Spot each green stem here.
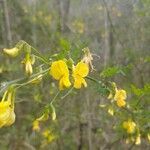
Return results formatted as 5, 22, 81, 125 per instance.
14, 68, 49, 90
34, 55, 49, 65
50, 91, 61, 105
86, 76, 101, 84
20, 40, 50, 65
61, 87, 74, 100
122, 107, 135, 121
135, 94, 144, 107
0, 77, 24, 94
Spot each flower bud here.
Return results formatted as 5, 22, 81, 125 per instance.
25, 60, 33, 75
22, 54, 35, 76
3, 47, 19, 57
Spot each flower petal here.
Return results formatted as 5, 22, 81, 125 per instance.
50, 60, 69, 80
73, 76, 87, 89
73, 62, 89, 77
114, 89, 127, 101
59, 76, 71, 90
116, 99, 126, 107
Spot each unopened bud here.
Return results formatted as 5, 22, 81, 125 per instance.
3, 47, 19, 57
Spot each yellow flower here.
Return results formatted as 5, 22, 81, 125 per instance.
72, 61, 89, 89
50, 104, 56, 121
32, 120, 40, 131
0, 91, 15, 128
42, 129, 56, 143
116, 98, 126, 107
47, 134, 56, 142
123, 120, 136, 134
42, 129, 51, 138
147, 133, 150, 142
3, 47, 19, 57
25, 60, 33, 75
114, 89, 127, 107
125, 136, 135, 144
50, 60, 71, 90
22, 54, 34, 75
107, 92, 113, 100
114, 89, 127, 100
108, 107, 114, 116
135, 134, 141, 145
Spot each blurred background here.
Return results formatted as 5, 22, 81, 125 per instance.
0, 0, 150, 149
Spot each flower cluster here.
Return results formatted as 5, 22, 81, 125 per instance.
2, 41, 149, 146
3, 41, 35, 76
22, 53, 35, 76
42, 129, 56, 143
123, 119, 142, 145
123, 119, 136, 134
114, 88, 126, 107
108, 83, 127, 107
0, 90, 15, 128
50, 60, 89, 90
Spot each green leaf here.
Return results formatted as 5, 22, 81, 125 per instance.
95, 83, 109, 96
131, 85, 144, 96
131, 83, 150, 96
100, 65, 133, 78
59, 38, 70, 51
100, 66, 120, 78
144, 56, 150, 63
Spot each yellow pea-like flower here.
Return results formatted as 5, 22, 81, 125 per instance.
25, 59, 33, 75
22, 54, 34, 76
107, 92, 113, 100
147, 133, 150, 142
72, 61, 89, 89
114, 89, 127, 101
3, 47, 19, 57
123, 120, 136, 134
108, 107, 114, 116
116, 98, 126, 107
135, 133, 141, 145
114, 89, 126, 107
0, 91, 15, 128
50, 60, 71, 90
42, 129, 56, 143
32, 120, 40, 131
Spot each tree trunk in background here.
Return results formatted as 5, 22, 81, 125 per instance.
54, 0, 70, 33
2, 0, 12, 46
86, 93, 93, 150
103, 0, 115, 66
0, 1, 7, 46
78, 122, 84, 150
109, 29, 114, 64
62, 0, 70, 32
104, 5, 110, 66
